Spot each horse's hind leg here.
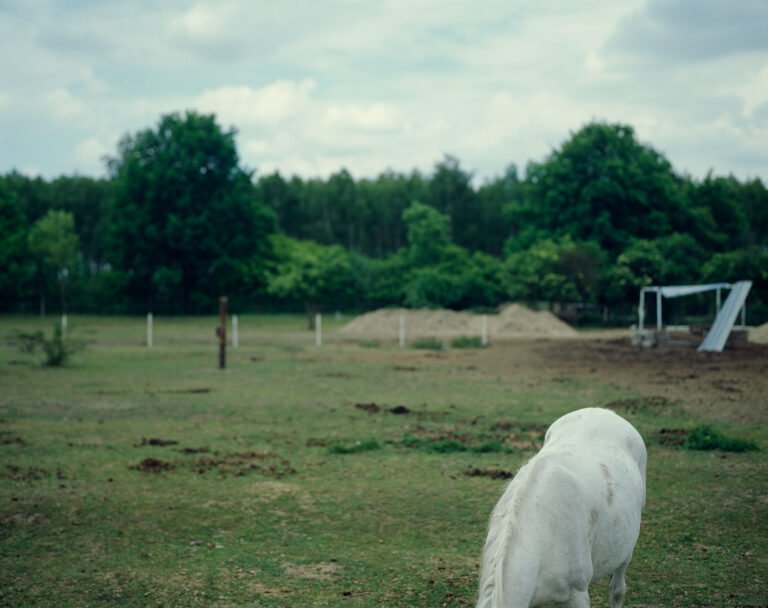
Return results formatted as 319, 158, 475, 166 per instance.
609, 558, 631, 608
565, 590, 590, 607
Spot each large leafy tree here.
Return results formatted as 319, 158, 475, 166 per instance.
47, 176, 112, 269
27, 210, 82, 314
398, 201, 503, 309
107, 111, 276, 313
502, 238, 604, 306
427, 156, 478, 250
508, 122, 691, 255
267, 236, 354, 328
0, 184, 34, 311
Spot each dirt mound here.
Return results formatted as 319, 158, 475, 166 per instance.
340, 304, 577, 339
749, 323, 768, 344
493, 304, 578, 337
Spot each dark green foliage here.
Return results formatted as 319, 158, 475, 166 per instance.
503, 237, 606, 304
357, 340, 381, 348
450, 336, 485, 349
267, 236, 355, 328
0, 185, 34, 311
471, 440, 509, 454
327, 439, 382, 454
509, 122, 691, 255
12, 324, 85, 367
2, 115, 768, 321
410, 338, 444, 350
684, 425, 759, 453
350, 253, 407, 309
401, 435, 510, 454
106, 111, 276, 313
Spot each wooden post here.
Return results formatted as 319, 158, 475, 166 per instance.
218, 297, 227, 369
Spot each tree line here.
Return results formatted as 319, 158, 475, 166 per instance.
1, 111, 767, 326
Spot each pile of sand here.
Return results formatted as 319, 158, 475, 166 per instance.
340, 303, 578, 339
749, 323, 768, 344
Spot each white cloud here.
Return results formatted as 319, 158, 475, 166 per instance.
723, 62, 768, 118
195, 80, 317, 127
0, 0, 766, 182
73, 137, 110, 170
46, 88, 87, 121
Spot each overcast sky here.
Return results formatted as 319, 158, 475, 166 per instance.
1, 0, 766, 184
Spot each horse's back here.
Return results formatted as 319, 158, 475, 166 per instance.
545, 407, 647, 482
477, 408, 647, 607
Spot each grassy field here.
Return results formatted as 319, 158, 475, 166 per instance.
1, 315, 766, 607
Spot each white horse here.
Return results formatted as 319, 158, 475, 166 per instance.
476, 408, 647, 608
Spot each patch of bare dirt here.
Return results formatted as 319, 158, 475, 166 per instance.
464, 467, 514, 480
252, 583, 292, 598
189, 451, 296, 478
655, 428, 689, 447
0, 430, 26, 446
534, 338, 768, 424
282, 561, 342, 581
133, 458, 174, 473
136, 437, 178, 447
3, 465, 65, 481
3, 512, 50, 527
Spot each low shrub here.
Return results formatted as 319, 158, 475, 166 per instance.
411, 338, 444, 350
401, 436, 511, 454
11, 324, 85, 367
450, 336, 486, 349
358, 340, 381, 348
328, 439, 382, 454
684, 425, 758, 453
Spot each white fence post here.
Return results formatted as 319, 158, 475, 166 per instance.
61, 314, 68, 333
315, 313, 322, 347
481, 314, 488, 346
399, 314, 405, 347
147, 313, 153, 348
232, 314, 239, 348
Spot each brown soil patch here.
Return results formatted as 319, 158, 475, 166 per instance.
532, 338, 768, 424
134, 458, 174, 473
252, 582, 292, 597
655, 428, 690, 447
191, 451, 296, 478
3, 512, 50, 527
0, 430, 26, 446
136, 438, 178, 447
464, 467, 514, 480
355, 402, 380, 413
282, 561, 342, 581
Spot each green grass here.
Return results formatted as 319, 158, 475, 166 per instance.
0, 314, 766, 607
450, 336, 486, 349
410, 337, 444, 350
